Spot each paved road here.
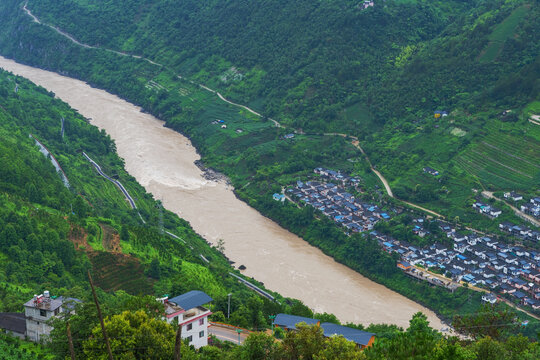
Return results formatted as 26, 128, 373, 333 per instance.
209, 323, 250, 344
82, 152, 137, 209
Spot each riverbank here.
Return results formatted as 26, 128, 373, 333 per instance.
0, 56, 446, 330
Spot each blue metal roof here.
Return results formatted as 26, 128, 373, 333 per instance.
168, 290, 212, 311
274, 314, 319, 330
320, 323, 374, 346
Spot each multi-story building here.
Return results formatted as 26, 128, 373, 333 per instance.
158, 290, 212, 348
23, 291, 80, 342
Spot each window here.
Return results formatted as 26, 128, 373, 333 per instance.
186, 336, 192, 343
54, 308, 60, 316
199, 330, 205, 338
199, 318, 205, 326
39, 309, 46, 317
186, 323, 192, 331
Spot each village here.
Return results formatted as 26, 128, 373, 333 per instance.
283, 167, 391, 234
281, 168, 540, 313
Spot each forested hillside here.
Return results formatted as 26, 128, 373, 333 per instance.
4, 0, 536, 213
25, 0, 539, 133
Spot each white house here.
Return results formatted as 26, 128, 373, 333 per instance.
158, 290, 212, 349
504, 192, 523, 202
482, 293, 498, 304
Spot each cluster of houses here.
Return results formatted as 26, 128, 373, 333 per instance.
503, 192, 540, 218
374, 220, 540, 311
211, 119, 228, 129
472, 200, 502, 219
0, 290, 213, 348
521, 197, 540, 219
287, 169, 390, 233
313, 167, 361, 187
499, 221, 540, 243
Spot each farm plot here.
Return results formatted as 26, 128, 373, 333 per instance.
457, 131, 540, 190
88, 251, 153, 295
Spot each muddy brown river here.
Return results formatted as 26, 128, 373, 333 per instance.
0, 56, 445, 329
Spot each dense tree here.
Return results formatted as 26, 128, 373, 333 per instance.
453, 304, 519, 341
83, 310, 175, 359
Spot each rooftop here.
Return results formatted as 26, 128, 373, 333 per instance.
168, 290, 212, 312
24, 295, 62, 312
320, 323, 375, 346
0, 313, 26, 334
274, 314, 319, 330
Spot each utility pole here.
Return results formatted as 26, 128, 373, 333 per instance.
66, 321, 76, 360
174, 324, 182, 360
157, 200, 164, 235
88, 270, 113, 360
227, 293, 232, 319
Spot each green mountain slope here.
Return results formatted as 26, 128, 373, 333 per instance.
24, 0, 539, 132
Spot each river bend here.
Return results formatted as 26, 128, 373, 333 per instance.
0, 56, 444, 329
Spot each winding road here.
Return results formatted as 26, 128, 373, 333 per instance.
21, 1, 531, 225
82, 152, 137, 209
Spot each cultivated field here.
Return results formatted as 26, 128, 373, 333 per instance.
456, 121, 540, 190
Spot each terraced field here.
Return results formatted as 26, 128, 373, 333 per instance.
456, 122, 540, 190
88, 252, 153, 295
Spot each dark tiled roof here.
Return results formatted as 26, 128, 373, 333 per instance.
274, 314, 319, 330
57, 297, 82, 311
320, 323, 375, 346
168, 291, 212, 311
0, 313, 26, 334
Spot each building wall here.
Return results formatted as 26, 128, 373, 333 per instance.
165, 311, 210, 349
24, 306, 55, 342
181, 315, 209, 348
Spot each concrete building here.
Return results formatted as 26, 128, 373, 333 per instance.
23, 291, 80, 342
158, 290, 212, 349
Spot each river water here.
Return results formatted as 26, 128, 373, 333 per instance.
0, 56, 445, 329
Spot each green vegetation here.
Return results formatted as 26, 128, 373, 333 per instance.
479, 5, 530, 62
49, 306, 540, 359
457, 120, 540, 190
0, 333, 53, 359
0, 0, 539, 351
